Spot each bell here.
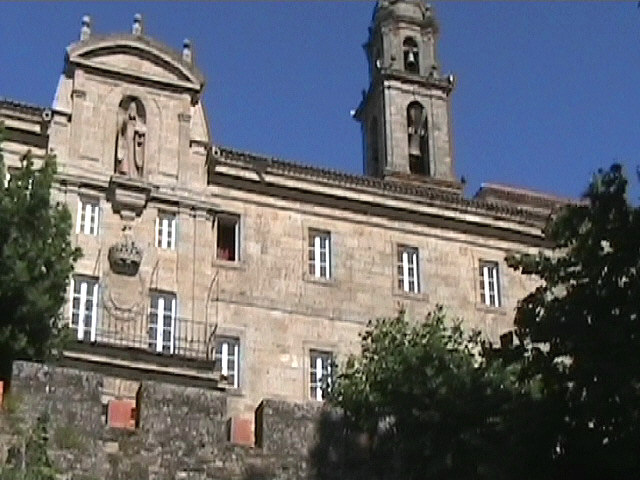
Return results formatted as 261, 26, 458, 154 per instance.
408, 135, 422, 157
406, 50, 417, 71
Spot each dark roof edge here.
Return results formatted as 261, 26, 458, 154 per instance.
213, 145, 553, 228
0, 97, 46, 116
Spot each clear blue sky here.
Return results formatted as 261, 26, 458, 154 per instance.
2, 2, 640, 200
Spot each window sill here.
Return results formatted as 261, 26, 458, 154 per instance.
475, 303, 507, 315
303, 273, 336, 287
393, 289, 429, 302
212, 259, 245, 271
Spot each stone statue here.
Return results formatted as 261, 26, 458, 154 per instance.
116, 101, 146, 178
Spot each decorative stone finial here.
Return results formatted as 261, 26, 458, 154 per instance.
182, 39, 192, 64
132, 13, 143, 35
80, 15, 91, 41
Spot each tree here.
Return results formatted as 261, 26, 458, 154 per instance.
506, 164, 640, 478
0, 122, 81, 379
330, 307, 552, 480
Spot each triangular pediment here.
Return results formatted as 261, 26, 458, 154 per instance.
68, 35, 204, 92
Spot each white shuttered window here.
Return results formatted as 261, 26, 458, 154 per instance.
155, 213, 176, 250
76, 197, 100, 236
397, 245, 420, 294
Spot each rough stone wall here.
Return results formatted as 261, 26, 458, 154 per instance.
0, 361, 328, 480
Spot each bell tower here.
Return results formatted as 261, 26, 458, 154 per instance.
355, 0, 458, 189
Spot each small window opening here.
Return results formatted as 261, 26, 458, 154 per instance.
217, 216, 239, 262
403, 37, 420, 74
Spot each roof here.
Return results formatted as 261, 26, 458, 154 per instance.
214, 146, 559, 227
0, 97, 46, 116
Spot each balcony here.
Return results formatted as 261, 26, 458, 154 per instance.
62, 305, 218, 385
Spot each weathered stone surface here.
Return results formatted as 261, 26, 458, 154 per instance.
0, 361, 336, 480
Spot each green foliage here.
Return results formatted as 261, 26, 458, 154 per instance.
331, 307, 551, 480
507, 164, 640, 477
0, 122, 81, 378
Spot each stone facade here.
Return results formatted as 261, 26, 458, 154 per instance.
0, 3, 567, 470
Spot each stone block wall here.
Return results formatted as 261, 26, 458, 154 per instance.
0, 361, 348, 480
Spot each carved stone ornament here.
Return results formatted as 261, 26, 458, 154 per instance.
108, 236, 143, 276
116, 97, 146, 179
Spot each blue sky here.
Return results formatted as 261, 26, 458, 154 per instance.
2, 2, 640, 200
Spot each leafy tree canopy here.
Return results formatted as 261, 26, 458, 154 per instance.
0, 123, 81, 378
507, 164, 640, 477
331, 307, 552, 480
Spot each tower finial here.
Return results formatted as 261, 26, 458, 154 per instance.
132, 13, 143, 35
80, 15, 91, 41
182, 39, 192, 64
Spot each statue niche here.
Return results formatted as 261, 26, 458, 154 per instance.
115, 97, 146, 178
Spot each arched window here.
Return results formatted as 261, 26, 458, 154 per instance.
407, 102, 429, 175
403, 37, 419, 74
369, 117, 380, 175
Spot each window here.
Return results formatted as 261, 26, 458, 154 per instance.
397, 245, 420, 294
76, 197, 100, 236
155, 213, 176, 250
148, 292, 177, 354
403, 37, 419, 74
70, 275, 99, 342
214, 336, 240, 389
479, 261, 501, 308
216, 214, 239, 262
308, 230, 331, 279
310, 350, 333, 401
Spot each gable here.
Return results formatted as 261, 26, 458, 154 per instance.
68, 36, 204, 92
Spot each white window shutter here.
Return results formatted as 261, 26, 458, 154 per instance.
170, 297, 176, 354
75, 199, 82, 234
90, 282, 99, 342
92, 204, 100, 236
156, 297, 164, 352
492, 265, 500, 307
77, 281, 87, 340
402, 251, 409, 292
314, 235, 321, 278
171, 217, 177, 250
483, 265, 491, 306
221, 342, 229, 377
325, 235, 331, 279
233, 343, 239, 388
68, 277, 75, 325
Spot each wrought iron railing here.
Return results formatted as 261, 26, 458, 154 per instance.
66, 306, 215, 362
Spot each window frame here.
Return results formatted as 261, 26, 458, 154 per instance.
155, 212, 177, 251
214, 213, 241, 263
76, 196, 100, 236
396, 244, 420, 294
214, 335, 240, 389
309, 349, 334, 402
479, 260, 501, 308
308, 229, 331, 280
148, 291, 177, 354
69, 274, 99, 342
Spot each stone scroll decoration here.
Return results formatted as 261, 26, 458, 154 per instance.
115, 96, 146, 179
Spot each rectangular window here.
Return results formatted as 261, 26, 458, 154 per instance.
148, 292, 177, 354
216, 215, 239, 262
214, 336, 240, 389
155, 213, 176, 250
479, 261, 501, 307
397, 245, 420, 293
309, 350, 333, 401
75, 197, 100, 236
308, 230, 331, 279
70, 275, 99, 342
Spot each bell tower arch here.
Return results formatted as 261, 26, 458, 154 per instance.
355, 0, 458, 189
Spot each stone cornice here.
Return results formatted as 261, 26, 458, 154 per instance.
211, 146, 555, 240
